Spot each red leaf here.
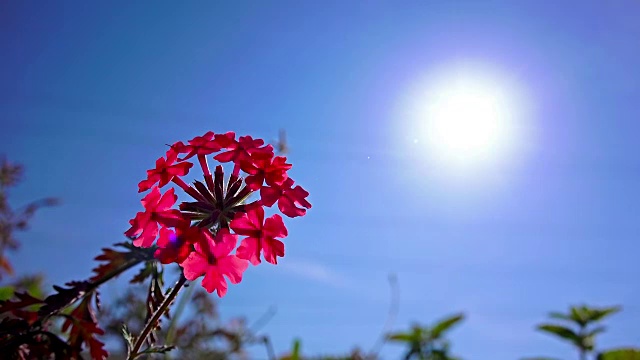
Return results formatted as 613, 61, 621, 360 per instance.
0, 292, 44, 324
61, 293, 108, 360
90, 242, 151, 284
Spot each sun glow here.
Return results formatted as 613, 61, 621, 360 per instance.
400, 64, 528, 176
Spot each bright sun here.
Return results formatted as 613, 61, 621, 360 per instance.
424, 79, 512, 164
401, 65, 525, 174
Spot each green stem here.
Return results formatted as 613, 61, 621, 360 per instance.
128, 274, 187, 359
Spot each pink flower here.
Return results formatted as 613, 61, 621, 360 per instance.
177, 131, 224, 161
230, 206, 287, 265
260, 178, 312, 218
180, 229, 249, 297
166, 141, 187, 162
125, 187, 185, 248
127, 131, 312, 294
243, 156, 292, 191
213, 131, 236, 149
138, 156, 193, 193
154, 226, 204, 264
214, 135, 273, 164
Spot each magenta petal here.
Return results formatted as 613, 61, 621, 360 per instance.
133, 221, 158, 248
214, 150, 235, 163
247, 206, 264, 229
157, 188, 177, 210
181, 252, 208, 281
264, 214, 288, 238
278, 196, 306, 217
236, 237, 261, 265
142, 187, 163, 209
202, 271, 227, 296
260, 186, 280, 207
230, 215, 258, 236
289, 186, 312, 208
212, 229, 238, 258
218, 256, 248, 284
262, 238, 285, 265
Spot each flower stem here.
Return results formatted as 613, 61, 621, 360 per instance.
128, 274, 188, 359
164, 281, 195, 346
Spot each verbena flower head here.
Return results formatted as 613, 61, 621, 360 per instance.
125, 131, 311, 297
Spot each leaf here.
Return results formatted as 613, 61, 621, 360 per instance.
0, 316, 30, 335
597, 349, 640, 360
0, 291, 44, 313
548, 311, 572, 322
38, 281, 92, 318
387, 331, 416, 343
0, 291, 45, 324
0, 286, 14, 301
586, 306, 621, 323
91, 242, 154, 284
143, 265, 169, 345
430, 313, 465, 339
571, 306, 590, 327
137, 345, 176, 355
130, 261, 156, 284
537, 324, 582, 347
60, 292, 109, 360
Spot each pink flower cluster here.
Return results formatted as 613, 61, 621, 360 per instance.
125, 131, 311, 297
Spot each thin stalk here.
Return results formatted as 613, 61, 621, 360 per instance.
128, 274, 187, 359
164, 282, 195, 345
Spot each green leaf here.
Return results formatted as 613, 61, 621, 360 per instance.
0, 286, 15, 301
388, 331, 417, 343
430, 313, 465, 340
597, 349, 640, 360
571, 306, 590, 327
537, 324, 582, 346
548, 311, 572, 322
587, 306, 621, 323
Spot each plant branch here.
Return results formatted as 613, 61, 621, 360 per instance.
128, 274, 187, 360
164, 280, 195, 345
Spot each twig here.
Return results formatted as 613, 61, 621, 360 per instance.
128, 274, 187, 359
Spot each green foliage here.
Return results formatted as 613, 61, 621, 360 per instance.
598, 349, 640, 360
292, 339, 301, 360
387, 313, 465, 360
532, 304, 621, 360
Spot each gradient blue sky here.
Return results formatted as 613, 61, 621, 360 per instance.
2, 1, 640, 359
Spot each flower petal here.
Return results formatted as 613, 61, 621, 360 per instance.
202, 270, 227, 296
261, 238, 285, 265
235, 237, 261, 265
259, 186, 281, 207
263, 214, 288, 238
180, 252, 209, 281
212, 229, 238, 258
218, 255, 249, 284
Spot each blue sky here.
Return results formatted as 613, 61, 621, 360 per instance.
2, 1, 640, 359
